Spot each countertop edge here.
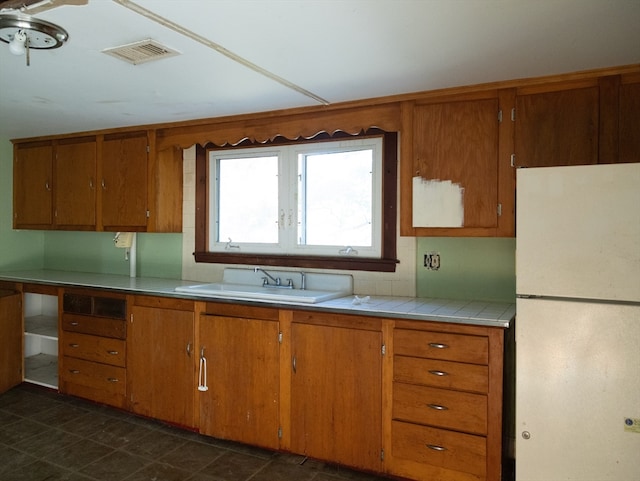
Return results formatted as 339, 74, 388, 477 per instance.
0, 270, 514, 329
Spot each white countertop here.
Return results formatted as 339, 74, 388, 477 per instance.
0, 269, 514, 328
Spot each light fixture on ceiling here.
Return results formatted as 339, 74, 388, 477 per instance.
0, 13, 69, 66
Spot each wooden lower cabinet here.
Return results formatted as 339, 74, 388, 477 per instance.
387, 321, 504, 481
198, 308, 280, 449
59, 291, 128, 408
0, 289, 22, 394
128, 297, 196, 428
289, 313, 384, 473
32, 286, 508, 480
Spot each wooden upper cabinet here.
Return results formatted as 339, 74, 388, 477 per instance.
409, 94, 506, 236
514, 82, 599, 167
100, 132, 148, 231
55, 137, 97, 229
13, 141, 53, 229
619, 78, 640, 163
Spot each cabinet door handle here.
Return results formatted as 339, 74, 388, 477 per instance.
428, 370, 448, 377
186, 342, 192, 357
69, 343, 79, 348
101, 179, 106, 189
426, 444, 447, 452
45, 181, 51, 191
428, 342, 449, 349
427, 403, 449, 411
107, 350, 119, 355
292, 355, 297, 374
107, 377, 119, 383
69, 369, 80, 374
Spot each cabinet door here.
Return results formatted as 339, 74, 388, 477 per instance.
0, 291, 22, 394
128, 306, 195, 427
290, 323, 383, 472
101, 133, 148, 230
199, 315, 280, 449
13, 142, 53, 228
55, 138, 97, 229
515, 85, 599, 167
619, 80, 640, 163
413, 98, 499, 230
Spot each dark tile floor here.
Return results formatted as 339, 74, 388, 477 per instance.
0, 384, 398, 481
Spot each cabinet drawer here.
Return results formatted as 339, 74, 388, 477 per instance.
62, 332, 125, 367
394, 355, 488, 393
391, 420, 486, 479
61, 356, 125, 396
394, 329, 488, 364
393, 383, 487, 435
62, 313, 126, 339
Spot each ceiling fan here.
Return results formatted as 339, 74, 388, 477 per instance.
0, 0, 83, 65
0, 0, 86, 15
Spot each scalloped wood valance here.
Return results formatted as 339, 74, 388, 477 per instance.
155, 103, 401, 150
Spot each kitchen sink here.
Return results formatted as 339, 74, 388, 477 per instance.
175, 282, 349, 303
175, 268, 353, 304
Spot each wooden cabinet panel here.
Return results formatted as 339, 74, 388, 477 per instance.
101, 133, 148, 230
619, 80, 640, 163
514, 85, 599, 167
393, 382, 487, 435
413, 98, 499, 230
199, 314, 280, 449
13, 142, 53, 228
391, 420, 487, 480
128, 305, 196, 428
394, 329, 488, 364
62, 313, 125, 339
61, 356, 126, 406
0, 290, 22, 394
394, 355, 489, 393
55, 138, 97, 229
62, 331, 125, 367
290, 322, 383, 472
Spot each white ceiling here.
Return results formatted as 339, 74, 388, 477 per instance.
1, 0, 639, 140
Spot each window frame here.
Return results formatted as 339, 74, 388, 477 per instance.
194, 129, 398, 272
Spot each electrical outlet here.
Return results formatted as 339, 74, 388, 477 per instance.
424, 252, 441, 270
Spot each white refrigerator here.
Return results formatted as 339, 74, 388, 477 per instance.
515, 163, 640, 481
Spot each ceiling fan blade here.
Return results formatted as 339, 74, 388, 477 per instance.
0, 0, 87, 14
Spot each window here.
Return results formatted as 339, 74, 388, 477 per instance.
195, 130, 398, 272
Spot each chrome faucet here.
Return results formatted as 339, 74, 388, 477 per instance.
255, 267, 279, 285
254, 267, 295, 289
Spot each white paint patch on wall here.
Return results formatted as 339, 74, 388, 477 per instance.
412, 177, 464, 227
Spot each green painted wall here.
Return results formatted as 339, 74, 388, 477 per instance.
416, 237, 516, 302
43, 231, 183, 279
0, 138, 44, 271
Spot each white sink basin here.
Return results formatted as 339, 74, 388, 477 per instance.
174, 282, 349, 304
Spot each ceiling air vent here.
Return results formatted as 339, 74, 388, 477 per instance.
102, 39, 179, 65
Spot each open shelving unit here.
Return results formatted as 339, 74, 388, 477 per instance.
24, 292, 58, 388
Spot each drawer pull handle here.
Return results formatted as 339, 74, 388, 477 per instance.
107, 377, 119, 383
69, 343, 79, 348
69, 369, 80, 374
426, 444, 447, 452
107, 350, 119, 355
428, 370, 448, 376
70, 322, 79, 326
428, 342, 449, 349
427, 403, 448, 411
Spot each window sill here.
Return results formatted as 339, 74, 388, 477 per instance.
193, 252, 399, 273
